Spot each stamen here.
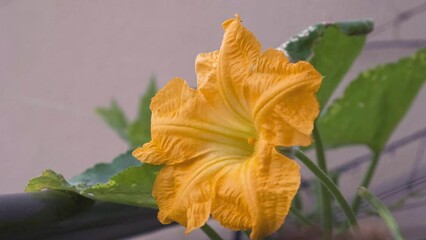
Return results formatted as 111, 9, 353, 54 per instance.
247, 137, 257, 146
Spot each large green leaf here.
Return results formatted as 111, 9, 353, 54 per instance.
26, 152, 161, 209
96, 100, 129, 141
127, 78, 157, 148
69, 151, 140, 186
279, 20, 373, 108
97, 78, 157, 148
318, 48, 426, 153
26, 170, 76, 193
83, 164, 160, 208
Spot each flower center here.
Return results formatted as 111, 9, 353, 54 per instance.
247, 137, 257, 146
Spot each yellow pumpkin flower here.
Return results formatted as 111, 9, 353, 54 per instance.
133, 14, 322, 239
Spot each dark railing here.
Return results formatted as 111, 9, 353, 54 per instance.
0, 190, 164, 240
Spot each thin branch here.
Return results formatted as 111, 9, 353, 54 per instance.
371, 2, 426, 37
300, 128, 426, 189
365, 39, 426, 50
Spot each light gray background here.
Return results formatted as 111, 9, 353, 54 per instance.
1, 1, 425, 239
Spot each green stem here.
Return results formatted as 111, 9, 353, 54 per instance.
313, 127, 333, 239
351, 152, 381, 214
358, 187, 404, 240
290, 207, 316, 227
200, 223, 223, 240
293, 192, 303, 211
277, 147, 359, 230
242, 229, 275, 240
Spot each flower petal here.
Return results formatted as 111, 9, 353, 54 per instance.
211, 140, 300, 239
250, 50, 322, 146
153, 140, 299, 239
195, 50, 219, 90
133, 78, 255, 165
250, 140, 300, 239
196, 15, 262, 125
194, 16, 321, 147
195, 49, 255, 130
153, 156, 242, 233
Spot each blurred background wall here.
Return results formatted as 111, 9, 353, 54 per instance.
1, 0, 425, 238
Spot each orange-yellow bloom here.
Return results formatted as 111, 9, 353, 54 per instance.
133, 15, 322, 239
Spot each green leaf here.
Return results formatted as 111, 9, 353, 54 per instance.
97, 78, 157, 148
318, 48, 426, 153
137, 77, 157, 121
69, 151, 140, 186
96, 100, 129, 141
280, 19, 373, 107
83, 164, 160, 208
127, 78, 157, 148
29, 79, 160, 209
25, 170, 75, 193
26, 153, 161, 209
358, 187, 404, 240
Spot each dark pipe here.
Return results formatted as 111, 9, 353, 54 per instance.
0, 190, 166, 240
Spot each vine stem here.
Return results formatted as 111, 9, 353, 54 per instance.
290, 207, 317, 228
276, 147, 359, 232
358, 187, 404, 240
313, 126, 333, 239
351, 151, 381, 214
200, 223, 223, 240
